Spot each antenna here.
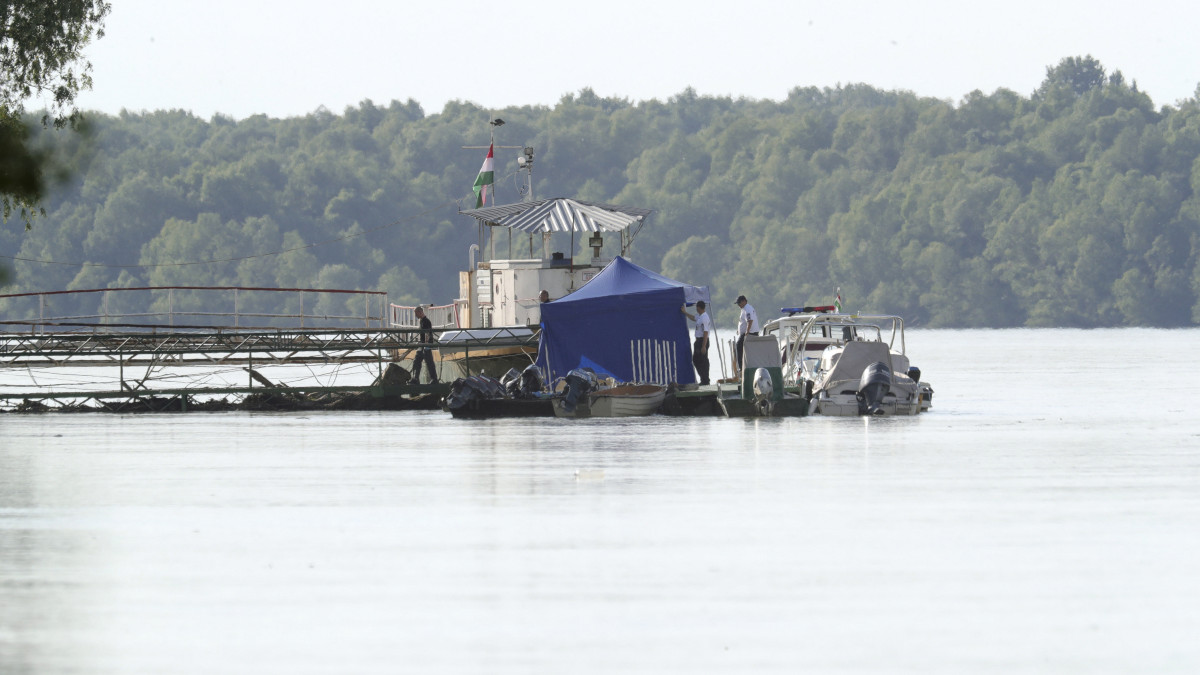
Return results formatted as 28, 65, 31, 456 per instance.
515, 146, 535, 202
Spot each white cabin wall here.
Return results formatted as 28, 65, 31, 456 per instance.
464, 258, 609, 328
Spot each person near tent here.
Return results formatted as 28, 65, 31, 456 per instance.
538, 290, 550, 303
734, 294, 757, 374
682, 300, 712, 385
413, 305, 438, 384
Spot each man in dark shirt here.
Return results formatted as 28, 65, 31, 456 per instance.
413, 305, 438, 384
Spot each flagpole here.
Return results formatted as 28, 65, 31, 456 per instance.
463, 119, 520, 264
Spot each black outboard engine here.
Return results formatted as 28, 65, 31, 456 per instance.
856, 362, 892, 416
517, 364, 543, 398
907, 366, 921, 384
444, 374, 506, 411
560, 368, 598, 413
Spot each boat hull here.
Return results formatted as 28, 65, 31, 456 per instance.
811, 378, 923, 416
718, 394, 808, 418
553, 384, 666, 418
440, 346, 538, 379
446, 397, 555, 419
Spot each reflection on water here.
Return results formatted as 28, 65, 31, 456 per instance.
1, 329, 1199, 673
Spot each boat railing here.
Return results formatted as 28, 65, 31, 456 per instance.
765, 314, 905, 385
0, 286, 389, 334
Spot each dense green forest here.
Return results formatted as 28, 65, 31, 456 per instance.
3, 56, 1200, 327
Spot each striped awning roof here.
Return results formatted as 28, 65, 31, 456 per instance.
459, 198, 654, 233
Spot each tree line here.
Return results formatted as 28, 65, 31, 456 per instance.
3, 55, 1200, 327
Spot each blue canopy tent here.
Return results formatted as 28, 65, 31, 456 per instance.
537, 257, 710, 385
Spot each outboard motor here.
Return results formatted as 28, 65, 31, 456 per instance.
752, 367, 773, 403
752, 367, 774, 416
855, 361, 892, 416
907, 366, 921, 384
499, 367, 524, 398
517, 364, 543, 398
560, 368, 598, 413
444, 374, 506, 411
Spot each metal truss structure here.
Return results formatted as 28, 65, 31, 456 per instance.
0, 326, 541, 410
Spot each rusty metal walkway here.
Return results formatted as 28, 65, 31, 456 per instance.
1, 327, 420, 368
0, 286, 540, 411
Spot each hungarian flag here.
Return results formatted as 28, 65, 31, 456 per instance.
834, 287, 843, 313
472, 144, 494, 208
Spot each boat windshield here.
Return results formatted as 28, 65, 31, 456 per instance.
762, 314, 906, 385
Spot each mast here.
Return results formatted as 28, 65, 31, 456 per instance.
463, 118, 522, 264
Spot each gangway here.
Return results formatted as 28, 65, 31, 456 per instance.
0, 286, 540, 411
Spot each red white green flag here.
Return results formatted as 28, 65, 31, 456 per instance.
472, 144, 494, 208
834, 287, 843, 313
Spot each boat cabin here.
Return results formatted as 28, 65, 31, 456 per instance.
456, 198, 654, 328
761, 311, 910, 387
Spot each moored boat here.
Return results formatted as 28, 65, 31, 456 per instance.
550, 369, 666, 418
761, 308, 933, 416
716, 334, 807, 417
553, 383, 667, 418
442, 365, 555, 418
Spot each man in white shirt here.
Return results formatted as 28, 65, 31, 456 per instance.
734, 294, 757, 374
683, 300, 713, 385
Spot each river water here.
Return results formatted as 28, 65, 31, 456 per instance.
1, 329, 1198, 673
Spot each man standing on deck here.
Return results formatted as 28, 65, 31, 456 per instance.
413, 305, 438, 384
683, 301, 712, 385
734, 295, 757, 375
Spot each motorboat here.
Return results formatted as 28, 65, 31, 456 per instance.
761, 307, 933, 416
551, 369, 666, 418
557, 384, 667, 418
715, 333, 808, 417
442, 365, 555, 418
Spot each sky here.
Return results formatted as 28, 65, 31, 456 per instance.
69, 0, 1200, 120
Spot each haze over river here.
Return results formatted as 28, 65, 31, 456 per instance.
2, 329, 1198, 673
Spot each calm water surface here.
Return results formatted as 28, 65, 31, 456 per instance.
1, 329, 1199, 673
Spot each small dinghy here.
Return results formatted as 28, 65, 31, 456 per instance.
552, 369, 666, 418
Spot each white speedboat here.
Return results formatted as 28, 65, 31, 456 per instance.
761, 308, 933, 416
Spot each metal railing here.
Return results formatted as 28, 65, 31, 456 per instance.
0, 286, 389, 333
389, 302, 460, 329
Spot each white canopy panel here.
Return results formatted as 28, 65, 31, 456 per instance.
460, 198, 654, 233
